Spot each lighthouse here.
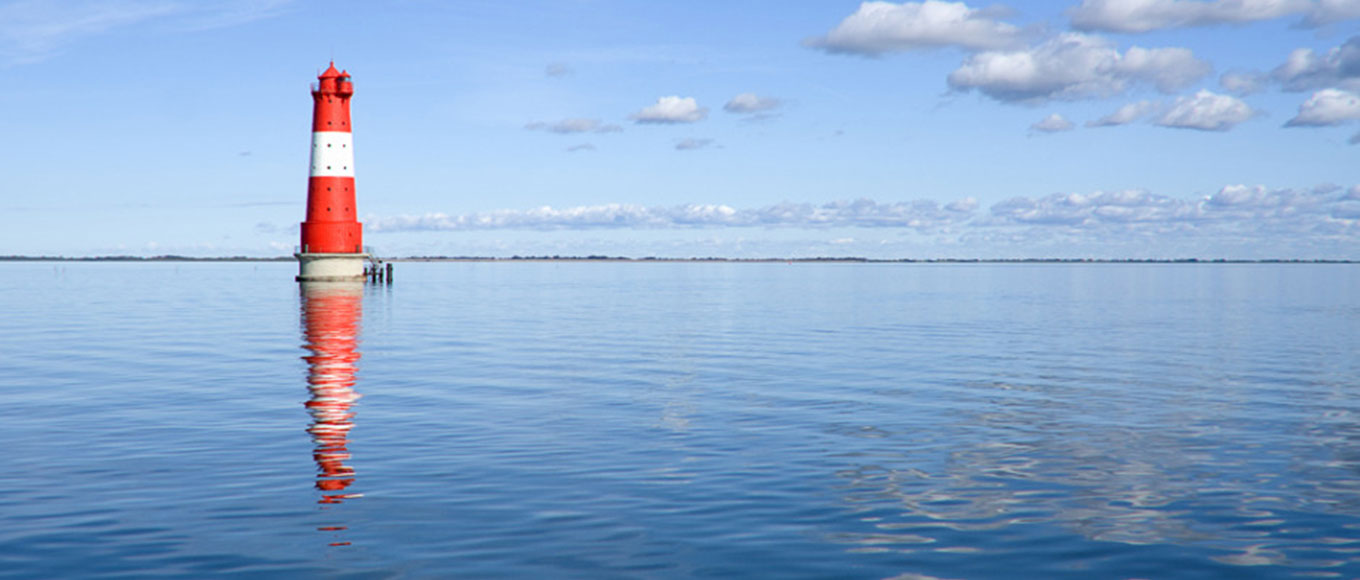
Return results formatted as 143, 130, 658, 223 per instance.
296, 62, 367, 281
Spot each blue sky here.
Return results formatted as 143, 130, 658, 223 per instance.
1, 0, 1358, 259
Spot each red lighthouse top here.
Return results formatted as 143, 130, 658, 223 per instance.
312, 62, 354, 131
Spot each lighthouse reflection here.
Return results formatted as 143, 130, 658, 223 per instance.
299, 281, 364, 508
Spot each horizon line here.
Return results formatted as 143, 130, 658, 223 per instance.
2, 255, 1357, 264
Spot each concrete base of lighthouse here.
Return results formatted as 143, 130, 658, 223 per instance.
295, 252, 369, 282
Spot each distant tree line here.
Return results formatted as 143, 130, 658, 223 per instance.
0, 255, 293, 262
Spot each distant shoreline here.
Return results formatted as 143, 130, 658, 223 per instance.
2, 255, 1355, 264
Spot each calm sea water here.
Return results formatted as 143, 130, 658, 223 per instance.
1, 261, 1358, 579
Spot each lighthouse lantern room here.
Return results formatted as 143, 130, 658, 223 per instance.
296, 62, 367, 282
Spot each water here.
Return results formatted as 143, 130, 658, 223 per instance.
1, 261, 1358, 579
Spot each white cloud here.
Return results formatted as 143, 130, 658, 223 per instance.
1200, 184, 1360, 222
805, 0, 1025, 55
630, 96, 708, 124
1219, 71, 1268, 95
675, 138, 715, 150
1087, 100, 1157, 126
947, 33, 1210, 103
1214, 35, 1360, 95
990, 189, 1194, 225
525, 118, 623, 134
1303, 0, 1360, 26
565, 143, 596, 153
1154, 90, 1256, 131
1068, 0, 1358, 33
1120, 46, 1211, 91
724, 93, 782, 113
946, 197, 980, 212
1031, 113, 1075, 132
1272, 36, 1360, 92
1205, 184, 1269, 207
1285, 88, 1360, 126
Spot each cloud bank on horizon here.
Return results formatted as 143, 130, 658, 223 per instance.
340, 185, 1360, 258
358, 184, 1360, 258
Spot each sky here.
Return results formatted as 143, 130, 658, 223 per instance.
1, 0, 1358, 259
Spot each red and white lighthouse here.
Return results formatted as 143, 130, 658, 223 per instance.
296, 62, 366, 281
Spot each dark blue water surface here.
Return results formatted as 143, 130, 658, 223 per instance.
1, 262, 1358, 579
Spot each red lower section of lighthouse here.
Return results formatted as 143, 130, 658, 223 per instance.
300, 221, 362, 254
302, 175, 362, 253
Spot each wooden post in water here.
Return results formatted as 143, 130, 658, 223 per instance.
385, 263, 393, 284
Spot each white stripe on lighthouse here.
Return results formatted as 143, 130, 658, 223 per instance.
310, 131, 355, 177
